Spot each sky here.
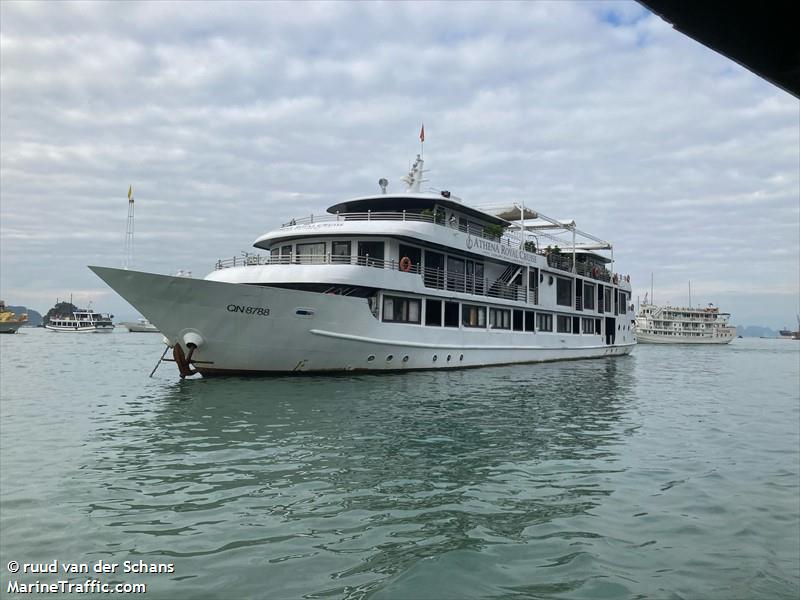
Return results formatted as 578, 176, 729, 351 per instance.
1, 0, 798, 328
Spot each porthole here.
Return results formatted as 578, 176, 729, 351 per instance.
367, 355, 375, 362
548, 276, 554, 285
402, 355, 409, 362
459, 354, 464, 361
386, 354, 394, 362
447, 354, 452, 362
432, 355, 438, 362
540, 273, 544, 283
617, 325, 621, 331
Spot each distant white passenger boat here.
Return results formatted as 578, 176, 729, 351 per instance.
121, 318, 159, 333
45, 309, 114, 333
91, 148, 635, 376
635, 303, 734, 344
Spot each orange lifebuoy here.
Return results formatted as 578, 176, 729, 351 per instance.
399, 256, 412, 272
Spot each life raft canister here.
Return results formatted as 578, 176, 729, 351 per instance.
399, 256, 412, 272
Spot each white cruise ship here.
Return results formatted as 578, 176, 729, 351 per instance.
635, 303, 735, 344
91, 153, 635, 376
45, 309, 114, 333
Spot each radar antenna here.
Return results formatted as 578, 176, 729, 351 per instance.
400, 155, 427, 193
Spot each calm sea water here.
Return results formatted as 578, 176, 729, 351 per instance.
1, 328, 798, 599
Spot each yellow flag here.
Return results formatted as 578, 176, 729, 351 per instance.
127, 185, 133, 200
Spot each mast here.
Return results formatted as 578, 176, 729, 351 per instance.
688, 280, 692, 308
124, 185, 135, 269
651, 273, 654, 306
400, 155, 426, 193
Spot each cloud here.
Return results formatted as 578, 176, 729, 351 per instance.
1, 0, 797, 326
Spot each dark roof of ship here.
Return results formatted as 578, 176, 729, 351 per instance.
638, 1, 799, 98
326, 193, 511, 226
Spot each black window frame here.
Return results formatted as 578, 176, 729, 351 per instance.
444, 301, 460, 328
462, 304, 486, 328
382, 295, 421, 324
425, 299, 442, 326
556, 277, 573, 307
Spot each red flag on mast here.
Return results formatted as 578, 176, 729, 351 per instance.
419, 124, 425, 143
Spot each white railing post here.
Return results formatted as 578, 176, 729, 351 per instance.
368, 210, 371, 221
403, 210, 406, 221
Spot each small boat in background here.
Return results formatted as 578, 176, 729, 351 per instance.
121, 318, 159, 333
0, 301, 27, 334
45, 309, 114, 333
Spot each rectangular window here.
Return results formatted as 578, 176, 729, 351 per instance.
424, 250, 445, 289
618, 291, 627, 314
556, 277, 573, 307
604, 288, 612, 313
296, 242, 325, 264
537, 313, 553, 332
446, 257, 466, 292
524, 311, 536, 332
572, 316, 580, 334
279, 244, 293, 264
358, 241, 385, 267
444, 301, 460, 327
462, 304, 486, 328
425, 299, 442, 326
583, 282, 595, 310
582, 317, 595, 333
490, 308, 511, 330
556, 315, 572, 333
331, 241, 351, 264
474, 262, 485, 295
528, 269, 539, 304
513, 310, 524, 331
399, 244, 422, 271
382, 296, 421, 324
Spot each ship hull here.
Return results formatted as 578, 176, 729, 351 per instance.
44, 325, 114, 333
91, 266, 634, 375
0, 322, 25, 334
636, 332, 733, 344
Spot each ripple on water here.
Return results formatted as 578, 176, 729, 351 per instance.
0, 332, 798, 598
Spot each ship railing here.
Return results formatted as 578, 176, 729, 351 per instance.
214, 253, 528, 302
277, 211, 632, 285
281, 211, 525, 248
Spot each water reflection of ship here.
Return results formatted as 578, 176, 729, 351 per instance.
85, 360, 635, 594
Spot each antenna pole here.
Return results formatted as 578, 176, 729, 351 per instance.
688, 280, 692, 308
651, 273, 654, 306
124, 186, 135, 269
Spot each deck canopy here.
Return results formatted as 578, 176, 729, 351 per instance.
326, 193, 510, 227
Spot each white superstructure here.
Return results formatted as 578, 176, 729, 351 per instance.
635, 304, 734, 344
45, 309, 114, 333
91, 152, 635, 376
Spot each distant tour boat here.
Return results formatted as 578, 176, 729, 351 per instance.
45, 309, 114, 333
635, 303, 734, 344
0, 301, 27, 334
121, 318, 159, 333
